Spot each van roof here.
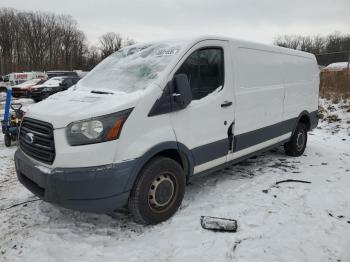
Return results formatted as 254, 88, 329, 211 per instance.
182, 35, 316, 59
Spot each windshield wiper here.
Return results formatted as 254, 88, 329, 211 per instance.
90, 90, 114, 95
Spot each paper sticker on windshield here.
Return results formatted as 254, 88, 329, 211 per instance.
155, 48, 179, 57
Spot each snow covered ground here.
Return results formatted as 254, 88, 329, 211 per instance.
0, 98, 349, 262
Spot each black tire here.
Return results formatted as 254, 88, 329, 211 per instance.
128, 157, 186, 225
33, 98, 41, 103
4, 134, 11, 147
284, 123, 308, 157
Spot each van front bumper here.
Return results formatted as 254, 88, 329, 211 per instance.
14, 149, 136, 213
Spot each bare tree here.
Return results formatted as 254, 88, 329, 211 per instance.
0, 8, 135, 75
0, 8, 16, 74
274, 32, 350, 66
98, 32, 123, 58
300, 36, 313, 52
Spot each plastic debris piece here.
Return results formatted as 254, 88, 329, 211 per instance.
200, 216, 238, 232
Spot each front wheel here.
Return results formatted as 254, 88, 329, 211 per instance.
128, 157, 186, 225
284, 123, 308, 157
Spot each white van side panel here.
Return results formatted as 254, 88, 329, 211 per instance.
283, 55, 319, 121
115, 37, 318, 174
113, 86, 177, 163
169, 40, 234, 170
222, 40, 318, 173
233, 46, 284, 135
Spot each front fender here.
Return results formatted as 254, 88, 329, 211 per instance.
123, 141, 194, 192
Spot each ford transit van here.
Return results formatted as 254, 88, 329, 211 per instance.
15, 36, 319, 224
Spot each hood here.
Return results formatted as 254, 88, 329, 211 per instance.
25, 89, 142, 128
13, 83, 36, 89
33, 83, 59, 89
33, 83, 60, 88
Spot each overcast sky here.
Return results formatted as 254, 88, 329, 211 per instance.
1, 0, 349, 45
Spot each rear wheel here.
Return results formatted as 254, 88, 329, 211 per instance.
128, 157, 186, 225
4, 134, 11, 147
284, 123, 308, 157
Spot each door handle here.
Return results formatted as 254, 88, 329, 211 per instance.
221, 101, 232, 108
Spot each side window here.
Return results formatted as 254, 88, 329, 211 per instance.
176, 48, 224, 100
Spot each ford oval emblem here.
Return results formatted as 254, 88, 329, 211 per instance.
25, 132, 35, 144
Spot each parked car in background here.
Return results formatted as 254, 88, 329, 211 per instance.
324, 62, 350, 71
74, 70, 89, 78
0, 75, 10, 93
11, 78, 46, 98
0, 79, 7, 93
47, 71, 78, 79
4, 72, 47, 86
1, 72, 47, 93
29, 76, 80, 102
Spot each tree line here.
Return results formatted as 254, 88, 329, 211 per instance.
1, 6, 349, 75
0, 8, 134, 75
274, 33, 350, 66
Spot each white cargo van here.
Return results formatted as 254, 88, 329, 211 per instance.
15, 36, 319, 224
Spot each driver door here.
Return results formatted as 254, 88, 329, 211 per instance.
169, 40, 234, 174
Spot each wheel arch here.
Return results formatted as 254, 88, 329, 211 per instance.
293, 111, 311, 134
124, 141, 194, 192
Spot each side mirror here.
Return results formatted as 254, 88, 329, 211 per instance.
173, 74, 192, 108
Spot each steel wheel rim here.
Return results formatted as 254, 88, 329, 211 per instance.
296, 130, 305, 151
148, 172, 177, 212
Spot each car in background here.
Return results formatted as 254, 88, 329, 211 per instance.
73, 70, 89, 78
1, 72, 47, 93
47, 71, 78, 79
29, 76, 80, 102
5, 72, 47, 86
11, 78, 46, 98
0, 77, 7, 93
324, 62, 350, 71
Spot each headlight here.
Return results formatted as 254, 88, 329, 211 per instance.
66, 109, 133, 146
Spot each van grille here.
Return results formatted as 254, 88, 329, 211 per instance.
19, 118, 55, 164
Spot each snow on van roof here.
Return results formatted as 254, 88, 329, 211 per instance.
77, 40, 189, 94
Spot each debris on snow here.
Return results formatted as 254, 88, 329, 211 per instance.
1, 199, 41, 212
200, 216, 238, 233
275, 179, 312, 185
